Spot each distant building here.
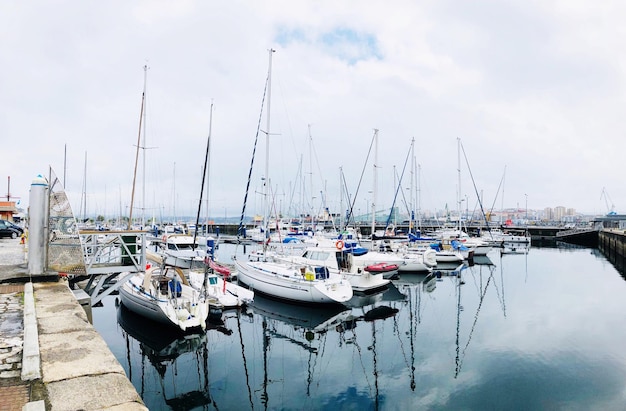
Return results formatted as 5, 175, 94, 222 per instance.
595, 213, 626, 229
0, 201, 17, 221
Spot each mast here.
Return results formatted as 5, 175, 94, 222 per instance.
417, 164, 422, 231
339, 167, 344, 229
262, 49, 275, 250
501, 165, 506, 226
308, 124, 314, 231
371, 129, 379, 242
457, 137, 461, 233
129, 65, 147, 229
193, 101, 214, 250
173, 162, 176, 223
63, 144, 67, 188
81, 151, 87, 222
141, 65, 148, 229
409, 138, 415, 234
205, 101, 213, 234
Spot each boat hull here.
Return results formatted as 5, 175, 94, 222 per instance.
235, 259, 353, 304
119, 272, 208, 332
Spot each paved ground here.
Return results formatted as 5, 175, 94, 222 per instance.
0, 237, 31, 410
0, 237, 147, 410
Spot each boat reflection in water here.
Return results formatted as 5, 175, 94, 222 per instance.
116, 302, 230, 410
250, 293, 353, 333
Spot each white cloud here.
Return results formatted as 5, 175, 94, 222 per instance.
1, 0, 625, 220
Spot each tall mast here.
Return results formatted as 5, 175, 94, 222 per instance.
263, 49, 275, 247
129, 65, 147, 229
417, 163, 422, 230
409, 138, 415, 233
193, 101, 213, 249
371, 129, 379, 241
308, 124, 314, 230
141, 65, 148, 229
63, 144, 67, 188
339, 167, 343, 229
457, 137, 461, 233
81, 151, 87, 221
205, 101, 213, 233
501, 165, 507, 226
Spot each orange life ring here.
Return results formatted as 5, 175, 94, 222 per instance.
335, 240, 344, 250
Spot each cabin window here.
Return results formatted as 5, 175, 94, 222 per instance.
209, 277, 218, 285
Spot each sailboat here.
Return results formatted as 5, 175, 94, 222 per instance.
118, 264, 211, 331
234, 50, 353, 304
119, 66, 212, 331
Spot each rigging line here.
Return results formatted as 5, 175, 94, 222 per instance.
342, 130, 377, 231
487, 168, 506, 231
393, 165, 413, 219
267, 184, 284, 249
286, 155, 303, 219
308, 127, 328, 199
459, 141, 492, 233
236, 73, 270, 244
384, 140, 412, 230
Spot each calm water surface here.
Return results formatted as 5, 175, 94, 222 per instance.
92, 244, 626, 410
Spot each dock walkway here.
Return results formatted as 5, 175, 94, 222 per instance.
0, 237, 146, 410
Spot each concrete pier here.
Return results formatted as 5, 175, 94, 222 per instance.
599, 229, 626, 276
0, 237, 147, 410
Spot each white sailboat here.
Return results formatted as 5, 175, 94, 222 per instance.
275, 239, 391, 293
119, 266, 210, 331
234, 49, 353, 304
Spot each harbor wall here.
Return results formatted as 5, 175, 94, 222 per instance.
599, 229, 626, 277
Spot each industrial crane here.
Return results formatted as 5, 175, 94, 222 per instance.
600, 187, 616, 215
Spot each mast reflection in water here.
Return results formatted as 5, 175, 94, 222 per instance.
95, 244, 626, 410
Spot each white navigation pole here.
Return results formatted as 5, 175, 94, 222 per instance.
28, 175, 48, 275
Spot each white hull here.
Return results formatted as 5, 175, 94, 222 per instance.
119, 269, 209, 331
435, 250, 464, 263
355, 251, 432, 273
234, 259, 353, 304
188, 270, 254, 308
342, 270, 389, 293
396, 260, 432, 273
275, 246, 390, 293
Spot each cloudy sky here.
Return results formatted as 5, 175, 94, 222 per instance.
2, 1, 625, 222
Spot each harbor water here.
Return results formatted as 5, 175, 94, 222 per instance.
92, 243, 626, 410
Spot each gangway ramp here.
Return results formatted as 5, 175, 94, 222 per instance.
49, 230, 148, 306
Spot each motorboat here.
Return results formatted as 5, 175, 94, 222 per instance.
118, 265, 212, 332
187, 268, 254, 309
153, 234, 206, 269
